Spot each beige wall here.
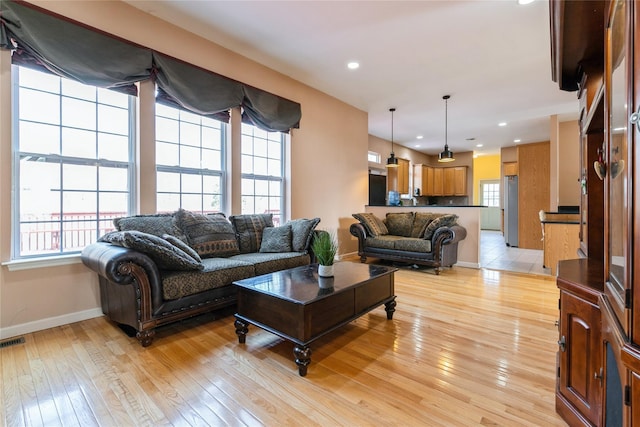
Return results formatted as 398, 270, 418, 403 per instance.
0, 1, 368, 336
557, 120, 580, 206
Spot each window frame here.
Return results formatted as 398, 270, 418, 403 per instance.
11, 65, 136, 260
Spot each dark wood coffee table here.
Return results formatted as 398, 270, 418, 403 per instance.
233, 262, 397, 376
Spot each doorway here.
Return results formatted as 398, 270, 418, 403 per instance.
480, 180, 501, 230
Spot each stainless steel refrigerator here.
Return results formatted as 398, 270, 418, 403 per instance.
504, 176, 518, 247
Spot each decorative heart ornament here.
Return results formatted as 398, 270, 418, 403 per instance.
610, 159, 625, 179
593, 160, 606, 180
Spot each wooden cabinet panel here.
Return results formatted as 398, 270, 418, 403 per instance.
517, 142, 550, 250
557, 289, 602, 425
397, 158, 410, 194
426, 166, 434, 195
543, 222, 581, 275
432, 167, 444, 196
453, 167, 467, 196
443, 167, 454, 195
504, 162, 518, 176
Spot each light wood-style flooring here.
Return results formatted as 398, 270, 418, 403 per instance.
0, 263, 566, 426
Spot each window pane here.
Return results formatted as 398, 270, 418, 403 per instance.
62, 97, 96, 130
98, 88, 128, 108
19, 88, 60, 125
254, 157, 268, 175
98, 134, 129, 162
157, 142, 180, 166
99, 167, 128, 191
180, 122, 201, 147
20, 160, 61, 215
156, 117, 179, 143
19, 67, 60, 93
98, 104, 129, 135
62, 79, 96, 101
20, 121, 60, 155
157, 171, 180, 193
182, 173, 202, 194
99, 193, 128, 217
62, 128, 95, 158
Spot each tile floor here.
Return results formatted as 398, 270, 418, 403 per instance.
480, 230, 550, 275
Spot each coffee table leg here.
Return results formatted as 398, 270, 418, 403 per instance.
385, 296, 397, 320
234, 317, 249, 344
293, 345, 312, 376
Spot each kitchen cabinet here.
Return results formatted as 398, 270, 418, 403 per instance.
453, 167, 467, 196
432, 167, 444, 196
503, 162, 518, 176
398, 158, 410, 194
443, 167, 454, 195
415, 165, 466, 197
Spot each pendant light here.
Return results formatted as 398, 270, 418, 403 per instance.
386, 108, 399, 168
438, 95, 455, 163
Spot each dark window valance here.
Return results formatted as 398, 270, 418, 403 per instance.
0, 0, 301, 132
0, 1, 151, 95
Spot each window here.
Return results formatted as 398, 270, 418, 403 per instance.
241, 123, 284, 225
155, 103, 225, 214
13, 66, 133, 258
481, 181, 500, 207
368, 151, 381, 163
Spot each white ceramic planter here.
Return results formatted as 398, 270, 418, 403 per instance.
318, 264, 334, 278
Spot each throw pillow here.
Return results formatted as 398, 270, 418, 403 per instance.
422, 214, 459, 240
259, 225, 293, 253
100, 230, 203, 271
113, 213, 186, 241
163, 234, 202, 263
229, 214, 274, 253
352, 213, 388, 237
411, 212, 442, 238
174, 209, 240, 258
385, 212, 415, 237
286, 217, 321, 252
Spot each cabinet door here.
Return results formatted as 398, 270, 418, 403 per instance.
413, 165, 424, 195
605, 0, 631, 336
558, 290, 602, 424
398, 158, 410, 194
453, 167, 467, 196
503, 162, 518, 176
432, 168, 443, 196
443, 167, 455, 195
425, 167, 434, 195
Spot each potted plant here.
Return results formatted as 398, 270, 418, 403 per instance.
312, 230, 338, 277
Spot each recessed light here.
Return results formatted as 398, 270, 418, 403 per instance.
498, 122, 507, 127
476, 144, 483, 148
415, 144, 421, 148
518, 0, 535, 5
514, 139, 521, 143
347, 61, 360, 70
416, 135, 424, 140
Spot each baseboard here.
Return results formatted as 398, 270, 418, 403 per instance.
0, 308, 103, 340
455, 261, 481, 269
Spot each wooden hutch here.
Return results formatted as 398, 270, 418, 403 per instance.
551, 0, 640, 425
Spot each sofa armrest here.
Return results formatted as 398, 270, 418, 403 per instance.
431, 224, 467, 251
81, 241, 164, 312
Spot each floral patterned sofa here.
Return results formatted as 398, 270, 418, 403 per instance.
350, 211, 466, 274
81, 209, 320, 346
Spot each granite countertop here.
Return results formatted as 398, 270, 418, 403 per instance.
367, 205, 487, 208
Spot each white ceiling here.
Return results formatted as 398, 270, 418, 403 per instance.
126, 0, 578, 156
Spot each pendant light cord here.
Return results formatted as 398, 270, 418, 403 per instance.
390, 107, 395, 153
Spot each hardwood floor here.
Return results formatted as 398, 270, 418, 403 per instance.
0, 263, 566, 426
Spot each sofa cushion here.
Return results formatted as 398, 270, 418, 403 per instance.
364, 235, 404, 250
394, 238, 432, 253
99, 230, 203, 271
286, 217, 321, 252
229, 252, 311, 276
259, 225, 293, 253
352, 213, 388, 237
229, 214, 274, 253
174, 209, 240, 258
385, 212, 415, 237
411, 212, 442, 238
423, 214, 459, 239
114, 213, 186, 241
161, 258, 255, 300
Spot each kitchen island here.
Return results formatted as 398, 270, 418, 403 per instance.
364, 205, 484, 268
